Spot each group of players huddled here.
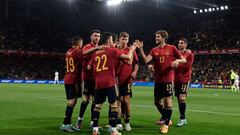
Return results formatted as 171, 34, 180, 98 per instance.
60, 29, 194, 135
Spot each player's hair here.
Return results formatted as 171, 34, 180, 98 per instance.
72, 36, 83, 45
101, 32, 113, 44
90, 29, 101, 35
112, 33, 118, 43
119, 32, 129, 38
179, 38, 188, 44
155, 30, 169, 39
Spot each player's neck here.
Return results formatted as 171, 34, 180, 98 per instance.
180, 48, 187, 53
121, 44, 128, 49
158, 42, 165, 48
91, 42, 98, 46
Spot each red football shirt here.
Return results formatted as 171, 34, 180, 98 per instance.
117, 47, 139, 85
81, 43, 96, 81
149, 44, 182, 83
64, 47, 82, 84
174, 51, 194, 83
89, 47, 123, 89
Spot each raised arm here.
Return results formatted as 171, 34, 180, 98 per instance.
119, 40, 141, 59
138, 41, 153, 63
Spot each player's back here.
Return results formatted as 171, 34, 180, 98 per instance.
64, 47, 82, 84
81, 43, 96, 81
91, 47, 122, 89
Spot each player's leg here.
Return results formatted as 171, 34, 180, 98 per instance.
75, 81, 91, 129
92, 89, 106, 135
233, 81, 238, 92
57, 78, 59, 84
160, 83, 173, 134
122, 84, 132, 131
108, 86, 121, 135
108, 98, 122, 132
235, 82, 239, 92
88, 79, 96, 127
154, 83, 164, 125
61, 84, 77, 132
116, 85, 124, 131
175, 83, 189, 127
116, 98, 123, 130
231, 79, 235, 92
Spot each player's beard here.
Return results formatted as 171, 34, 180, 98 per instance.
92, 39, 99, 45
156, 40, 163, 46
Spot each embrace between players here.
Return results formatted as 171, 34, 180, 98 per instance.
60, 29, 194, 135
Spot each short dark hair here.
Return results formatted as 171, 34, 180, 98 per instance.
72, 36, 83, 45
101, 32, 113, 44
119, 32, 129, 38
112, 33, 118, 43
179, 38, 188, 44
155, 30, 168, 39
90, 29, 101, 35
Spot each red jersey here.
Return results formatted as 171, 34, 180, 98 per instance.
81, 43, 96, 81
117, 47, 138, 85
149, 44, 182, 83
89, 47, 123, 89
175, 51, 194, 83
64, 47, 82, 84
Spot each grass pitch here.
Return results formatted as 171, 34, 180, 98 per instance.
0, 84, 240, 135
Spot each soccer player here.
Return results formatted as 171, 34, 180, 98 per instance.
54, 70, 59, 84
174, 38, 194, 127
75, 30, 101, 130
230, 69, 236, 92
60, 36, 84, 132
116, 32, 139, 131
138, 30, 186, 134
88, 32, 140, 135
234, 72, 239, 92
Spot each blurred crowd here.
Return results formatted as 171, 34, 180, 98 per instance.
0, 56, 64, 80
0, 17, 240, 82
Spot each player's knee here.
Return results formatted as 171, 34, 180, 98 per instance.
83, 95, 90, 102
110, 102, 118, 112
94, 104, 102, 112
82, 100, 89, 105
179, 95, 186, 103
179, 98, 186, 103
123, 97, 130, 105
164, 106, 172, 110
68, 99, 77, 107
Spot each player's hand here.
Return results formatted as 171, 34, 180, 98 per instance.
139, 41, 144, 49
97, 45, 107, 50
87, 65, 92, 70
131, 71, 137, 79
132, 40, 141, 48
148, 64, 155, 72
171, 60, 179, 69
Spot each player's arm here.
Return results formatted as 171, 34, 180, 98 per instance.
171, 46, 186, 68
131, 63, 139, 79
82, 45, 106, 54
87, 56, 94, 70
119, 40, 140, 59
138, 41, 153, 64
131, 53, 139, 78
178, 53, 194, 71
171, 56, 186, 68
